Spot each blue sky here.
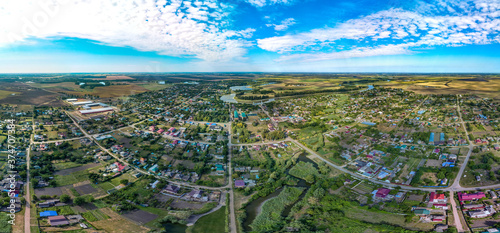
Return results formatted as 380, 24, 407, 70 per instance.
1, 0, 500, 73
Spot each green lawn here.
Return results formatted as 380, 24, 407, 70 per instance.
54, 162, 81, 171
97, 182, 115, 191
190, 207, 226, 233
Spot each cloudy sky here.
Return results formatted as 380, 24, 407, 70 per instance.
1, 0, 500, 73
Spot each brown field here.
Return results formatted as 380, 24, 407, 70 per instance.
93, 76, 135, 80
0, 82, 65, 106
405, 78, 500, 100
91, 208, 150, 233
28, 81, 149, 98
86, 85, 149, 98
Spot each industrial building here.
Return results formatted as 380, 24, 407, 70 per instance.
79, 107, 114, 115
72, 101, 93, 105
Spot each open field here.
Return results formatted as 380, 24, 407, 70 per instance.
121, 209, 158, 225
91, 207, 150, 233
189, 206, 226, 233
0, 82, 65, 106
27, 81, 151, 98
92, 76, 135, 80
345, 206, 434, 231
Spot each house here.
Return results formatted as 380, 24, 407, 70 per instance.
164, 185, 180, 194
490, 190, 498, 199
215, 164, 225, 174
433, 204, 448, 210
38, 199, 61, 208
458, 192, 485, 201
209, 125, 223, 131
188, 190, 203, 199
149, 164, 159, 173
235, 180, 245, 188
150, 180, 160, 189
468, 209, 490, 218
112, 162, 126, 172
48, 215, 70, 226
434, 224, 448, 232
432, 215, 446, 222
429, 192, 447, 203
375, 188, 391, 198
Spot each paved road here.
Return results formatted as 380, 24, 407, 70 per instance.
449, 96, 474, 191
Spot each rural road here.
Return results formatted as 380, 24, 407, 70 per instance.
449, 191, 465, 233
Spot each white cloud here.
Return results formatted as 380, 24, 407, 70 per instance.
266, 17, 296, 31
245, 0, 296, 7
0, 0, 252, 61
257, 0, 500, 61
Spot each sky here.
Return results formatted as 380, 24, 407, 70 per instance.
1, 0, 500, 73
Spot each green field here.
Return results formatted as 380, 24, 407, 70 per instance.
289, 161, 320, 182
189, 206, 226, 233
82, 209, 110, 222
0, 90, 20, 100
53, 161, 81, 171
345, 206, 434, 231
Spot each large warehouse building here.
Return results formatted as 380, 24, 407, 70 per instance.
72, 101, 94, 106
79, 107, 114, 115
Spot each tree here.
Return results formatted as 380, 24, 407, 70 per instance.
74, 196, 86, 205
60, 194, 70, 203
120, 179, 129, 185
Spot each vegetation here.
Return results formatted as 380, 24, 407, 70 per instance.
288, 161, 320, 183
249, 186, 305, 232
189, 206, 226, 233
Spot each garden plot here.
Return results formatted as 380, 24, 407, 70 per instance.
121, 209, 158, 225
74, 184, 98, 195
351, 182, 374, 195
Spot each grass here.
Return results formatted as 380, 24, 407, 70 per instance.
0, 212, 12, 232
250, 186, 305, 232
82, 209, 109, 222
345, 205, 434, 231
98, 182, 115, 191
193, 202, 218, 215
137, 83, 171, 91
189, 206, 226, 233
289, 161, 320, 182
54, 164, 103, 187
0, 90, 20, 100
53, 161, 81, 171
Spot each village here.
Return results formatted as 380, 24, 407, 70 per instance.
0, 77, 499, 233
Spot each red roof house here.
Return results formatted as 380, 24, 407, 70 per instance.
375, 188, 391, 198
458, 192, 485, 201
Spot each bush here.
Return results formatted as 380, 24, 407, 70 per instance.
60, 194, 71, 203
